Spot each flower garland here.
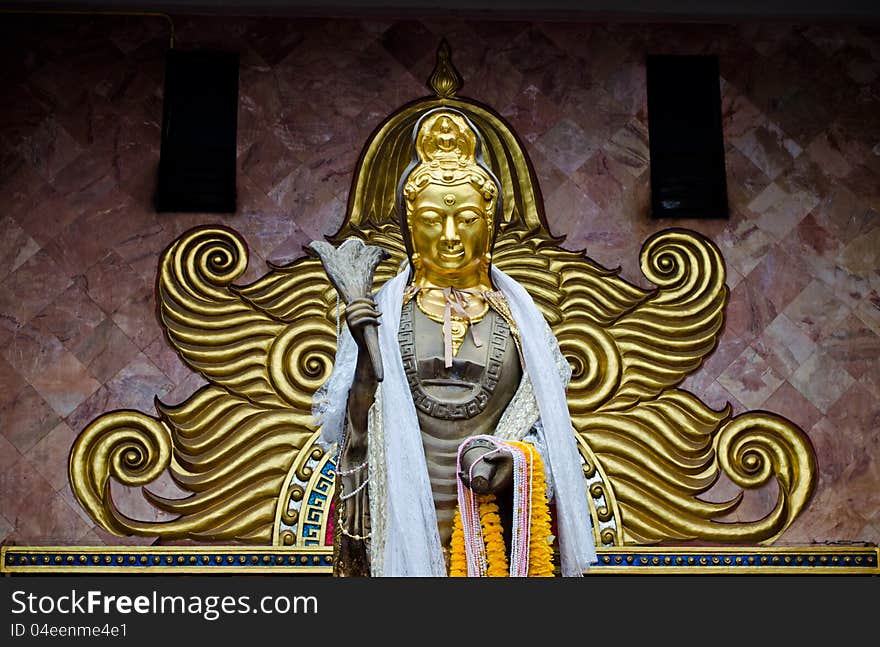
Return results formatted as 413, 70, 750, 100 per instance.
449, 438, 554, 577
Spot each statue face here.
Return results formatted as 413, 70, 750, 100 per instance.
410, 182, 490, 287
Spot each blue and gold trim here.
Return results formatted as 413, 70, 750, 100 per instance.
2, 545, 876, 575
592, 546, 878, 574
1, 546, 334, 574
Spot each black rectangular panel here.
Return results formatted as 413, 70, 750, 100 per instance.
156, 50, 239, 213
646, 55, 728, 219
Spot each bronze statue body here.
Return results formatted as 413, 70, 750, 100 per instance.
314, 109, 596, 576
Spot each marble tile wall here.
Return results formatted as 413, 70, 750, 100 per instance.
0, 14, 877, 548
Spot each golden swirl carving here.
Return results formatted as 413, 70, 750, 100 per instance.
713, 412, 816, 544
69, 411, 172, 536
295, 447, 326, 482
268, 318, 337, 410
555, 318, 621, 413
279, 530, 295, 546
606, 229, 727, 409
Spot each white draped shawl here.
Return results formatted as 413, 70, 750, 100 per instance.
314, 265, 597, 576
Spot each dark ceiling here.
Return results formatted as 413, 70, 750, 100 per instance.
4, 0, 880, 19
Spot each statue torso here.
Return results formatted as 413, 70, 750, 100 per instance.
398, 299, 522, 546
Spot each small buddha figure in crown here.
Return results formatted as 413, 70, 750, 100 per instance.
314, 108, 596, 577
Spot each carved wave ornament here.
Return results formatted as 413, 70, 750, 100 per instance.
69, 40, 817, 551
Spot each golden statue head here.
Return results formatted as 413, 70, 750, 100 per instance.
398, 109, 502, 289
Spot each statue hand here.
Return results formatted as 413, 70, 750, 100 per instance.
345, 296, 385, 383
459, 444, 513, 495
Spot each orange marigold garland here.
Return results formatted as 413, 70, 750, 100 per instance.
450, 436, 554, 577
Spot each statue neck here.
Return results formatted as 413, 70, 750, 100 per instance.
411, 271, 493, 321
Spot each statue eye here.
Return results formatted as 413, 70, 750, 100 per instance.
457, 210, 482, 226
418, 211, 442, 226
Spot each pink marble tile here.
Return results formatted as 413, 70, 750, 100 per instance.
721, 83, 764, 141
762, 381, 824, 433
239, 131, 302, 198
723, 146, 773, 210
23, 420, 76, 492
66, 353, 173, 434
0, 456, 55, 526
71, 319, 141, 384
570, 148, 635, 213
0, 385, 60, 454
753, 313, 817, 378
32, 280, 105, 350
17, 186, 87, 249
160, 371, 209, 409
2, 323, 101, 417
826, 382, 880, 444
716, 217, 775, 278
0, 428, 23, 475
790, 348, 857, 413
143, 336, 193, 387
0, 216, 40, 283
111, 211, 170, 283
48, 148, 117, 216
723, 276, 779, 343
822, 314, 880, 380
807, 131, 854, 179
543, 179, 606, 253
58, 483, 103, 528
717, 346, 785, 410
748, 181, 819, 240
500, 83, 565, 145
778, 480, 870, 544
729, 120, 801, 181
235, 181, 296, 262
83, 251, 147, 316
809, 416, 866, 488
379, 20, 436, 71
602, 117, 649, 179
109, 480, 176, 523
0, 82, 52, 149
522, 147, 569, 205
783, 279, 853, 342
43, 190, 133, 277
16, 116, 83, 182
697, 379, 745, 413
811, 186, 875, 247
855, 292, 880, 338
265, 224, 312, 267
0, 249, 72, 335
1, 159, 52, 227
534, 118, 598, 176
837, 221, 880, 293
110, 285, 161, 352
746, 245, 812, 313
12, 492, 94, 545
0, 514, 12, 543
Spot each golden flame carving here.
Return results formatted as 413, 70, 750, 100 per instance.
69, 227, 334, 542
69, 42, 817, 548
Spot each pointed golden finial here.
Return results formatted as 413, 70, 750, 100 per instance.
428, 39, 463, 99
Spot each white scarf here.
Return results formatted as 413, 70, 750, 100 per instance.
315, 265, 596, 576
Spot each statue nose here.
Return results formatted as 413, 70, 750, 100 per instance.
441, 215, 460, 244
